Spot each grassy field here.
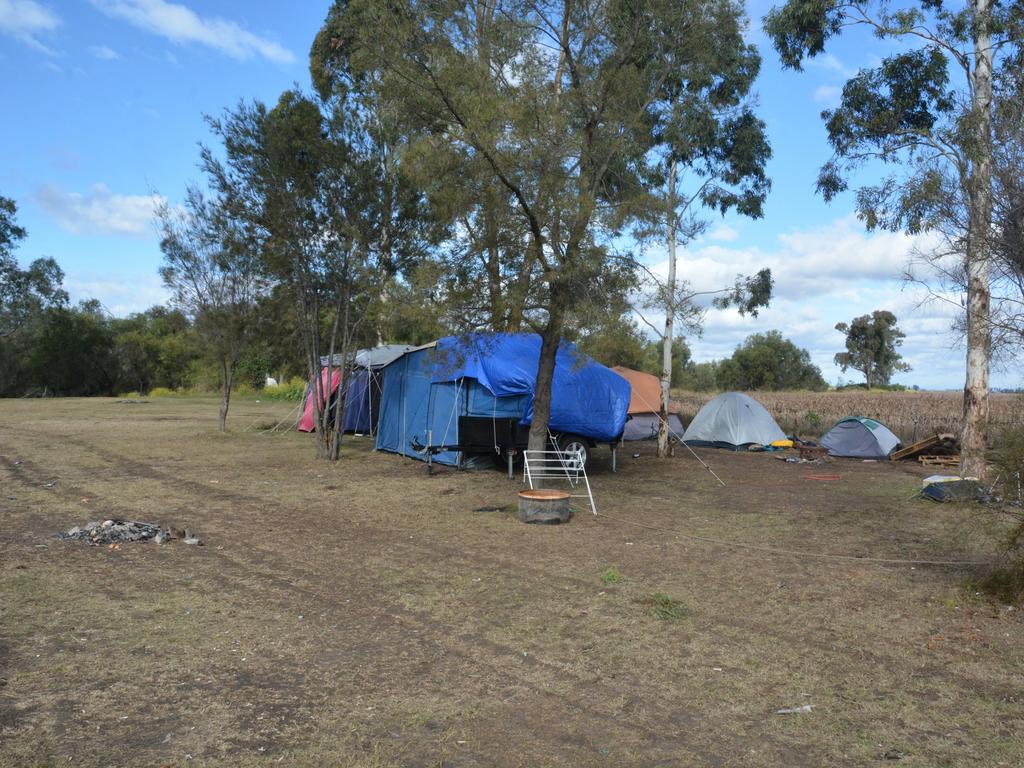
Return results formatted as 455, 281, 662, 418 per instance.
673, 390, 1024, 442
1, 397, 1022, 767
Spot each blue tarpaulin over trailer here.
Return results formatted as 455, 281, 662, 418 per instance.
375, 334, 630, 465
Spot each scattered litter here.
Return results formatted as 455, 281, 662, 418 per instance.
473, 505, 510, 513
882, 748, 907, 760
775, 704, 814, 715
919, 479, 991, 503
632, 452, 641, 459
43, 481, 56, 488
59, 520, 201, 546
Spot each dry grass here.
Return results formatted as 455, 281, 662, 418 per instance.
673, 390, 1024, 441
1, 396, 1022, 767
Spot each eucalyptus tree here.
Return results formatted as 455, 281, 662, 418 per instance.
917, 52, 1024, 364
764, 0, 1023, 475
1, 195, 67, 338
834, 310, 911, 389
157, 187, 265, 432
314, 0, 771, 451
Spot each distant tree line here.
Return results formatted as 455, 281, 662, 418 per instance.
577, 317, 829, 392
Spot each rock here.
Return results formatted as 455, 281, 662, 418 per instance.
67, 526, 80, 536
85, 521, 99, 531
102, 520, 114, 529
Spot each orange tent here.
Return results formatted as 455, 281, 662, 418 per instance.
611, 366, 679, 414
611, 366, 684, 441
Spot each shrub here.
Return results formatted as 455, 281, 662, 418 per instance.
645, 592, 687, 622
263, 377, 308, 402
149, 387, 177, 398
601, 567, 626, 585
979, 427, 1024, 604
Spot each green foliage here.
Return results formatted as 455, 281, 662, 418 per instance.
148, 387, 178, 398
1, 195, 68, 338
834, 310, 910, 389
646, 592, 688, 622
678, 360, 722, 392
110, 306, 199, 394
28, 302, 117, 395
237, 349, 273, 390
716, 330, 827, 391
601, 567, 626, 585
263, 377, 308, 402
976, 427, 1024, 604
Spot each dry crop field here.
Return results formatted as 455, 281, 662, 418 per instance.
673, 390, 1024, 443
1, 397, 1022, 767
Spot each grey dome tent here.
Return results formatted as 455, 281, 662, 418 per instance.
820, 416, 901, 459
682, 392, 786, 449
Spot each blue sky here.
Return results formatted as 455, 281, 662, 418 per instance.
1, 0, 1017, 389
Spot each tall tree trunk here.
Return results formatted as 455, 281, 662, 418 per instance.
527, 286, 566, 456
657, 161, 678, 458
219, 357, 233, 433
962, 0, 993, 478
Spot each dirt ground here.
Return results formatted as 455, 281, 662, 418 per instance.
1, 397, 1021, 767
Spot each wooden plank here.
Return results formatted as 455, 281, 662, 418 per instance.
918, 455, 960, 467
893, 433, 956, 461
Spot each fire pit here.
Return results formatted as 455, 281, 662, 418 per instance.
58, 520, 202, 546
60, 519, 160, 545
517, 489, 572, 524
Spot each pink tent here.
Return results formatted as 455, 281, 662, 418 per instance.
297, 368, 343, 432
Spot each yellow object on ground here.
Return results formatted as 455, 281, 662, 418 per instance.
770, 439, 794, 448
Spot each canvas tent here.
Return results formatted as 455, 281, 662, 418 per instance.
375, 333, 631, 466
682, 392, 786, 449
298, 344, 414, 433
820, 416, 901, 459
610, 366, 684, 441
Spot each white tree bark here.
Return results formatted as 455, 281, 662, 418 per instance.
962, 0, 993, 478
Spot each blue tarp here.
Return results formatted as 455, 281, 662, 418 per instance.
375, 333, 631, 465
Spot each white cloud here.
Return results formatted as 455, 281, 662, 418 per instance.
35, 183, 163, 236
813, 84, 841, 106
91, 0, 294, 63
806, 52, 857, 79
633, 214, 1003, 388
707, 224, 739, 242
88, 43, 120, 60
0, 0, 60, 54
65, 272, 170, 316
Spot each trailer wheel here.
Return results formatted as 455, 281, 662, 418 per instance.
554, 433, 589, 467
